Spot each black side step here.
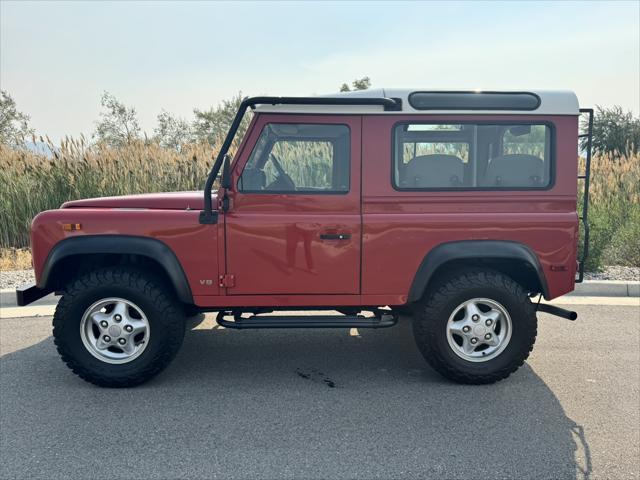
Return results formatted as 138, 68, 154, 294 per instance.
216, 311, 398, 329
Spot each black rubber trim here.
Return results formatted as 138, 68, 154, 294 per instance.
407, 240, 549, 302
16, 283, 52, 306
39, 235, 193, 303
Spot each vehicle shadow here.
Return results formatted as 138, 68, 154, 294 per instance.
1, 318, 591, 480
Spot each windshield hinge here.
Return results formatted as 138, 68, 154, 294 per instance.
219, 274, 235, 288
218, 195, 230, 212
199, 210, 218, 224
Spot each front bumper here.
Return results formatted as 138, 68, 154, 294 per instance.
16, 283, 52, 306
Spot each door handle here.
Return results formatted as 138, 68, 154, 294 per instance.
320, 233, 351, 240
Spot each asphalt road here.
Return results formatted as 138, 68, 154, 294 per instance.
1, 304, 639, 480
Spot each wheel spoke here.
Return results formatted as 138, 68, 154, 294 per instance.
466, 302, 483, 321
91, 312, 110, 330
449, 322, 466, 336
485, 309, 501, 325
95, 336, 110, 350
119, 339, 136, 355
128, 319, 147, 335
461, 337, 476, 355
112, 301, 129, 321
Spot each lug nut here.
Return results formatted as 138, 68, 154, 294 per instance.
462, 326, 471, 333
470, 337, 478, 344
103, 335, 111, 342
125, 325, 133, 333
485, 319, 493, 326
118, 338, 126, 345
100, 320, 108, 328
114, 314, 122, 322
485, 333, 492, 340
472, 314, 479, 321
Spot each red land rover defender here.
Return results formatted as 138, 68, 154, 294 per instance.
16, 89, 593, 387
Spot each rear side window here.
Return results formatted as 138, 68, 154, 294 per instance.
239, 123, 350, 193
393, 123, 552, 190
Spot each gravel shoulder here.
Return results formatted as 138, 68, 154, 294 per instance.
584, 265, 640, 281
0, 270, 35, 290
2, 266, 639, 290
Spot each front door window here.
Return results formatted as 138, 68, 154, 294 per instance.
239, 123, 350, 193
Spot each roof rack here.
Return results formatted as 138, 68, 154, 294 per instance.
200, 96, 401, 224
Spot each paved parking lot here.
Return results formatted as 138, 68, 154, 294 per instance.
1, 303, 639, 479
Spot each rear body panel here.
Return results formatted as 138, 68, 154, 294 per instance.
361, 114, 579, 300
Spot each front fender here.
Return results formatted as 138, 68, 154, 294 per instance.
39, 235, 193, 304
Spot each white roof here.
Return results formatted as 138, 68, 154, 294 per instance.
254, 88, 579, 115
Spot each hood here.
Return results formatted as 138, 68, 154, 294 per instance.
61, 191, 215, 210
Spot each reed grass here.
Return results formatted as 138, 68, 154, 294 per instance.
579, 152, 640, 269
0, 137, 216, 247
1, 139, 638, 270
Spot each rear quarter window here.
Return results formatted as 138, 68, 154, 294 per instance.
393, 122, 553, 190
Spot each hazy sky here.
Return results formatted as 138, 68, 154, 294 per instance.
1, 0, 638, 141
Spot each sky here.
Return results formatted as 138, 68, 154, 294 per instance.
1, 0, 639, 142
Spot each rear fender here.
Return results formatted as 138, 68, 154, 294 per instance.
407, 240, 549, 302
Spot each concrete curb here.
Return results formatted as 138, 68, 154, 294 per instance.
569, 280, 640, 298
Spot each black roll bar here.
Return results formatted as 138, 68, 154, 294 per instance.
199, 95, 401, 224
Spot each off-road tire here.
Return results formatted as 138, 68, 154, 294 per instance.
53, 267, 186, 387
413, 269, 537, 384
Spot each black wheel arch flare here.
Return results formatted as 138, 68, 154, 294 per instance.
407, 240, 550, 302
39, 235, 193, 303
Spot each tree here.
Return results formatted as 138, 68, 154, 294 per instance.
339, 77, 371, 92
0, 90, 34, 147
581, 105, 640, 157
192, 93, 246, 146
94, 91, 141, 147
154, 110, 194, 150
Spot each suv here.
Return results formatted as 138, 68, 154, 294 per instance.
17, 89, 593, 387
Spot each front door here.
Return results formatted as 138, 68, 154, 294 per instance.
224, 115, 361, 295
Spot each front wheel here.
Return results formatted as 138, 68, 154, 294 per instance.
53, 267, 186, 387
413, 269, 537, 384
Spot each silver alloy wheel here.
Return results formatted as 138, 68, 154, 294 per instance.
446, 298, 512, 362
79, 297, 150, 364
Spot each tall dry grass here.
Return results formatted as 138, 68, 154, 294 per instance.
0, 138, 216, 247
0, 139, 638, 269
579, 152, 640, 269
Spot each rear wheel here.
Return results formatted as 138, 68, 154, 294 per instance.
53, 267, 186, 387
413, 269, 537, 384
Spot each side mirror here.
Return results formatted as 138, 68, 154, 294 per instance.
221, 155, 232, 189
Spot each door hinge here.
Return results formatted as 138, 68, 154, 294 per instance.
219, 274, 235, 288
